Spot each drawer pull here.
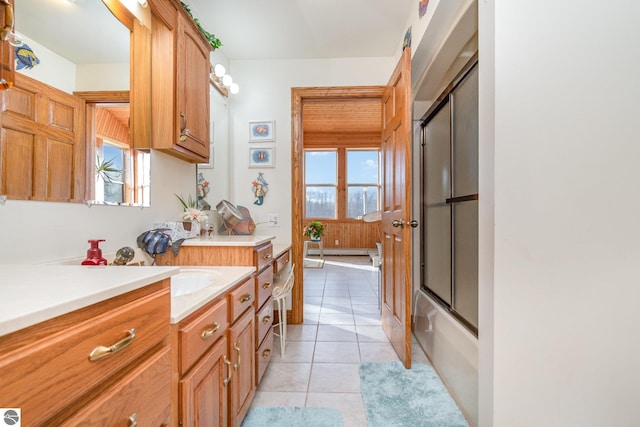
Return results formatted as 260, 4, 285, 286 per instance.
239, 294, 252, 303
223, 355, 232, 386
262, 349, 271, 359
262, 315, 272, 324
201, 323, 220, 340
233, 343, 241, 371
263, 253, 272, 260
128, 413, 138, 427
262, 282, 272, 289
89, 328, 136, 362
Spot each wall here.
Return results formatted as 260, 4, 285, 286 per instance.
480, 1, 640, 426
226, 57, 397, 243
0, 151, 195, 264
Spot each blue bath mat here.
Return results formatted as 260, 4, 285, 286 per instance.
241, 406, 343, 427
359, 361, 468, 427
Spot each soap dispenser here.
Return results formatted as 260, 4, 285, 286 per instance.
82, 239, 108, 265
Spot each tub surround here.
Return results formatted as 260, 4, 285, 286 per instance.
170, 266, 255, 323
0, 265, 178, 336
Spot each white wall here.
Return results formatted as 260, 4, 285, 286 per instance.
225, 57, 397, 243
0, 151, 195, 264
481, 1, 640, 426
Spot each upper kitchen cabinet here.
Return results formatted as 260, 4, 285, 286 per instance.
0, 0, 15, 88
149, 0, 211, 163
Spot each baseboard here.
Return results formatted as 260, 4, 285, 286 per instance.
305, 248, 375, 256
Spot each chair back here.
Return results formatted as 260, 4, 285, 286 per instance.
272, 264, 295, 299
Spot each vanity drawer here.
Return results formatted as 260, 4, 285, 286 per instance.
255, 296, 274, 346
0, 288, 170, 426
228, 278, 255, 323
254, 243, 273, 271
56, 347, 171, 426
179, 298, 228, 374
255, 328, 274, 385
255, 264, 274, 310
274, 249, 290, 274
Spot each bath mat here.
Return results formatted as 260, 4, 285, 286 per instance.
359, 361, 468, 427
303, 258, 325, 268
241, 406, 343, 427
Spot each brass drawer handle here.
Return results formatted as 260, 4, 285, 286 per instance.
233, 343, 241, 371
262, 315, 272, 324
262, 349, 271, 359
262, 282, 271, 289
240, 294, 252, 303
201, 322, 220, 340
263, 253, 272, 259
89, 328, 136, 362
223, 355, 232, 386
128, 413, 137, 427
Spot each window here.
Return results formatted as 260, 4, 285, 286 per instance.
96, 139, 150, 206
304, 149, 380, 219
305, 150, 337, 218
347, 150, 380, 219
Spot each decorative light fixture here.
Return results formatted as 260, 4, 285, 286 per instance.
210, 64, 239, 97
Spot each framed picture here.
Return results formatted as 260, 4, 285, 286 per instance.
198, 144, 214, 169
249, 147, 275, 168
249, 120, 275, 142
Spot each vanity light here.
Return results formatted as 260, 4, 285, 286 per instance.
210, 64, 240, 97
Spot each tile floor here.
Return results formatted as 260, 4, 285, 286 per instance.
252, 256, 430, 426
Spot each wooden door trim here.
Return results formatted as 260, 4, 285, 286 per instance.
290, 86, 385, 324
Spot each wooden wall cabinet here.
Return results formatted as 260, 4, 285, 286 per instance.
0, 281, 171, 426
150, 0, 211, 163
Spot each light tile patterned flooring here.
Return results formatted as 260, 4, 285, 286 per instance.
252, 256, 429, 426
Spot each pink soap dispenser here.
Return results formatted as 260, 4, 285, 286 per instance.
82, 239, 108, 265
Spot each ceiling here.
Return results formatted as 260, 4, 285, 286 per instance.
185, 0, 415, 60
15, 0, 414, 65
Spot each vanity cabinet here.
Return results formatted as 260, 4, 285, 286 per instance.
173, 277, 256, 427
150, 0, 211, 163
0, 280, 171, 426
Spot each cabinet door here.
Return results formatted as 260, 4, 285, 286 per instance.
176, 13, 209, 159
180, 335, 229, 427
229, 310, 255, 427
0, 0, 15, 86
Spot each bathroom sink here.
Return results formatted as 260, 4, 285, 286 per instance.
171, 269, 223, 297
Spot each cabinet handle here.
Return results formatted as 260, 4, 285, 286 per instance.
89, 328, 136, 362
201, 322, 220, 340
128, 413, 137, 427
239, 294, 252, 303
262, 349, 271, 359
262, 282, 272, 289
263, 253, 272, 259
180, 112, 187, 132
262, 315, 272, 324
223, 355, 232, 386
233, 343, 241, 371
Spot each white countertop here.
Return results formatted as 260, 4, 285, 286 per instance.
182, 235, 275, 247
0, 265, 179, 336
170, 266, 255, 323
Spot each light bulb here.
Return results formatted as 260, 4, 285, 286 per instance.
213, 64, 226, 78
229, 83, 239, 94
222, 74, 233, 87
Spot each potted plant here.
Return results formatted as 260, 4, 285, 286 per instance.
176, 193, 207, 231
303, 221, 326, 241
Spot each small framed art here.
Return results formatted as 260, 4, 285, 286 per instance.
249, 147, 275, 168
249, 120, 275, 142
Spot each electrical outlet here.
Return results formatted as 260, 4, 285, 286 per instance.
268, 213, 279, 227
335, 239, 339, 245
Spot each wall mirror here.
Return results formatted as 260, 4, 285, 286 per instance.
8, 0, 151, 206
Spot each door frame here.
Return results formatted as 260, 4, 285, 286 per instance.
290, 86, 385, 324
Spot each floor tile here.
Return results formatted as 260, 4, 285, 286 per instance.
316, 324, 357, 342
314, 341, 360, 363
285, 324, 318, 341
356, 325, 389, 342
306, 392, 368, 427
258, 362, 312, 392
271, 340, 315, 362
359, 342, 399, 362
308, 363, 361, 392
318, 313, 355, 325
252, 391, 307, 407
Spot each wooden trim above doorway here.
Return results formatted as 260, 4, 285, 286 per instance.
290, 86, 385, 324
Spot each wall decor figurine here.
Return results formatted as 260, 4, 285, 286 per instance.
197, 172, 211, 210
252, 172, 269, 206
419, 0, 430, 18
